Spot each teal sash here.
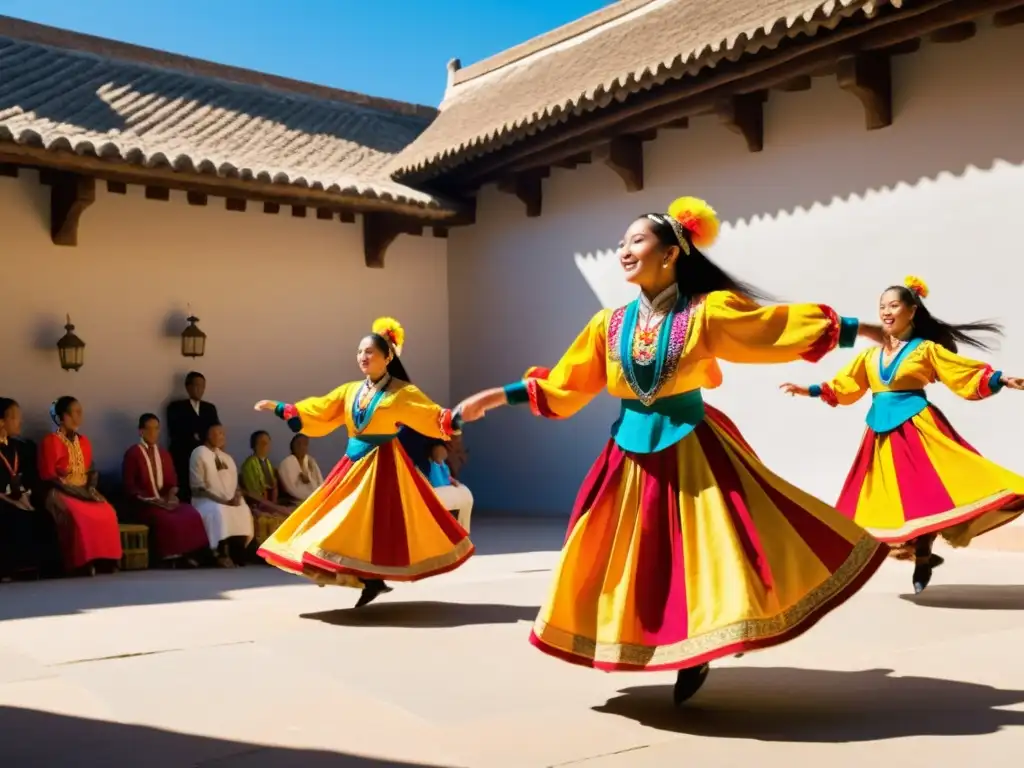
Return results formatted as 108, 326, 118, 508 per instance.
611, 390, 705, 454
345, 433, 398, 461
866, 390, 928, 433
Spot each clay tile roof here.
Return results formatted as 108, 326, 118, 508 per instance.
391, 0, 898, 181
0, 16, 449, 211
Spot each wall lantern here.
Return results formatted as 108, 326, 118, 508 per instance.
57, 314, 85, 372
181, 305, 207, 358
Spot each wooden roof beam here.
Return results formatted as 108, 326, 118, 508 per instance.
837, 52, 892, 131
363, 213, 424, 268
715, 92, 767, 152
595, 135, 644, 192
929, 21, 977, 43
50, 172, 95, 246
496, 169, 548, 217
994, 5, 1024, 26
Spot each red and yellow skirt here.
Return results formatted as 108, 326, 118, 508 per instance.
530, 406, 887, 672
836, 404, 1024, 547
258, 441, 473, 587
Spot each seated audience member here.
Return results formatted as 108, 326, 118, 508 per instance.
240, 431, 294, 518
121, 413, 209, 567
189, 423, 254, 567
38, 396, 123, 575
426, 442, 474, 534
0, 398, 60, 580
276, 434, 324, 502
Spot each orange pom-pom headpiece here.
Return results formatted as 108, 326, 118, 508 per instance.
903, 275, 930, 301
371, 316, 405, 357
667, 196, 720, 251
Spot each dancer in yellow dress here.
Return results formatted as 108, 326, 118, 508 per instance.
781, 276, 1024, 594
456, 196, 889, 705
254, 317, 473, 607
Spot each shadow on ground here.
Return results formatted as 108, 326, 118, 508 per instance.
899, 584, 1024, 610
594, 666, 1024, 742
0, 706, 453, 767
0, 517, 563, 622
301, 600, 538, 629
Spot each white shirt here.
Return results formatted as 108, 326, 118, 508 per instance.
189, 445, 238, 500
278, 454, 324, 501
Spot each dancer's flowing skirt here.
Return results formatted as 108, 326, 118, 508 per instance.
530, 405, 887, 672
836, 404, 1024, 546
258, 441, 473, 588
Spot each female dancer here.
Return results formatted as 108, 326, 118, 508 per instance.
781, 276, 1024, 593
254, 317, 473, 608
456, 196, 888, 705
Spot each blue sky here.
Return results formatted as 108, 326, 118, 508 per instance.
0, 0, 610, 106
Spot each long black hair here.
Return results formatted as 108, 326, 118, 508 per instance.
885, 285, 1002, 353
0, 397, 17, 420
642, 213, 772, 302
368, 333, 411, 382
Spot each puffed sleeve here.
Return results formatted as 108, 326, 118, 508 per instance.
502, 310, 609, 419
808, 349, 872, 407
922, 341, 1004, 400
391, 384, 462, 440
273, 383, 351, 438
704, 290, 859, 365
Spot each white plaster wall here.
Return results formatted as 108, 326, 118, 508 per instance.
448, 20, 1024, 521
0, 174, 450, 479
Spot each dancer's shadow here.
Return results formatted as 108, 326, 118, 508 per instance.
595, 667, 1024, 742
899, 584, 1024, 610
300, 601, 538, 629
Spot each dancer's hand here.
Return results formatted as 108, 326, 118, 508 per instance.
254, 400, 276, 412
779, 383, 810, 397
457, 388, 507, 422
1001, 376, 1024, 390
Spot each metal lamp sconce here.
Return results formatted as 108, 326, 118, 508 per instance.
56, 314, 85, 372
181, 305, 207, 358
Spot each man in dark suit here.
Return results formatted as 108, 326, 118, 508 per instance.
166, 371, 219, 502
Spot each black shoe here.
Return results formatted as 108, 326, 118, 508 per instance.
673, 663, 710, 706
929, 554, 945, 570
912, 561, 933, 594
354, 580, 393, 608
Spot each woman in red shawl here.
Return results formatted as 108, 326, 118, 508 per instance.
122, 413, 209, 566
38, 396, 123, 575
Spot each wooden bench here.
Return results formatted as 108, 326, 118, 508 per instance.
119, 523, 149, 571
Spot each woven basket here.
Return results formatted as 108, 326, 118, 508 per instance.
119, 523, 149, 571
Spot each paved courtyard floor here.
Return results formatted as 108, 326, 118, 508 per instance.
1, 518, 1024, 767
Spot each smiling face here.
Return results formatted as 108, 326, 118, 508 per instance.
879, 288, 916, 338
357, 336, 389, 380
618, 217, 680, 292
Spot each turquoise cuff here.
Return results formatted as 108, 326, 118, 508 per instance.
451, 410, 464, 431
808, 384, 822, 398
990, 370, 1005, 394
838, 317, 859, 349
503, 382, 530, 406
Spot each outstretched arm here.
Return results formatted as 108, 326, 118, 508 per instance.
925, 342, 1024, 399
781, 349, 872, 407
460, 310, 609, 423
705, 290, 878, 365
254, 383, 350, 437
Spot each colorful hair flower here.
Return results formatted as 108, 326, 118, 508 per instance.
667, 196, 720, 249
903, 275, 929, 300
371, 316, 406, 355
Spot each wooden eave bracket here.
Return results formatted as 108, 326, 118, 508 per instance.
595, 135, 644, 193
50, 172, 95, 246
837, 52, 892, 131
363, 213, 424, 268
496, 169, 548, 217
714, 92, 766, 152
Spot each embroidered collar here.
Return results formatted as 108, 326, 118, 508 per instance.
639, 284, 679, 317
